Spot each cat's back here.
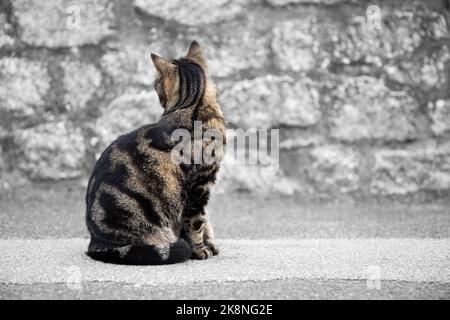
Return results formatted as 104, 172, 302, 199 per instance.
89, 124, 180, 182
86, 125, 184, 232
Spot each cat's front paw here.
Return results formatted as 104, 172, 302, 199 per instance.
191, 246, 214, 260
205, 240, 219, 256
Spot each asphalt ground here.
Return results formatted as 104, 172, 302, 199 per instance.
0, 182, 449, 299
1, 182, 449, 239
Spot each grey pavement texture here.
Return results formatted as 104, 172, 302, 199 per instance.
1, 183, 449, 239
0, 183, 450, 299
2, 239, 449, 285
2, 280, 449, 300
0, 238, 449, 298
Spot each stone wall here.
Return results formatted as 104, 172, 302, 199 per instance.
0, 0, 449, 199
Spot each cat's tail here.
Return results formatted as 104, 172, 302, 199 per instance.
86, 239, 192, 265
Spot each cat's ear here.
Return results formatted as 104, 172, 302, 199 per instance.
151, 53, 176, 75
185, 40, 206, 64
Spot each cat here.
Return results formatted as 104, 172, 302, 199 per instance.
86, 41, 226, 265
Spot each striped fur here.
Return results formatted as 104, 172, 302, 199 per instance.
170, 59, 205, 111
86, 41, 226, 264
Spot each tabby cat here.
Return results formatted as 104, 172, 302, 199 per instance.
86, 41, 226, 265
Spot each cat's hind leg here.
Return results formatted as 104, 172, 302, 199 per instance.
87, 239, 191, 265
87, 226, 192, 265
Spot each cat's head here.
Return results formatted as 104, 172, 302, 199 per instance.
151, 40, 216, 113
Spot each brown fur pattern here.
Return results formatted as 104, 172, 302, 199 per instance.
85, 41, 226, 265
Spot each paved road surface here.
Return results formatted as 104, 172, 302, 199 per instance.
0, 183, 449, 299
2, 238, 449, 284
1, 238, 449, 299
